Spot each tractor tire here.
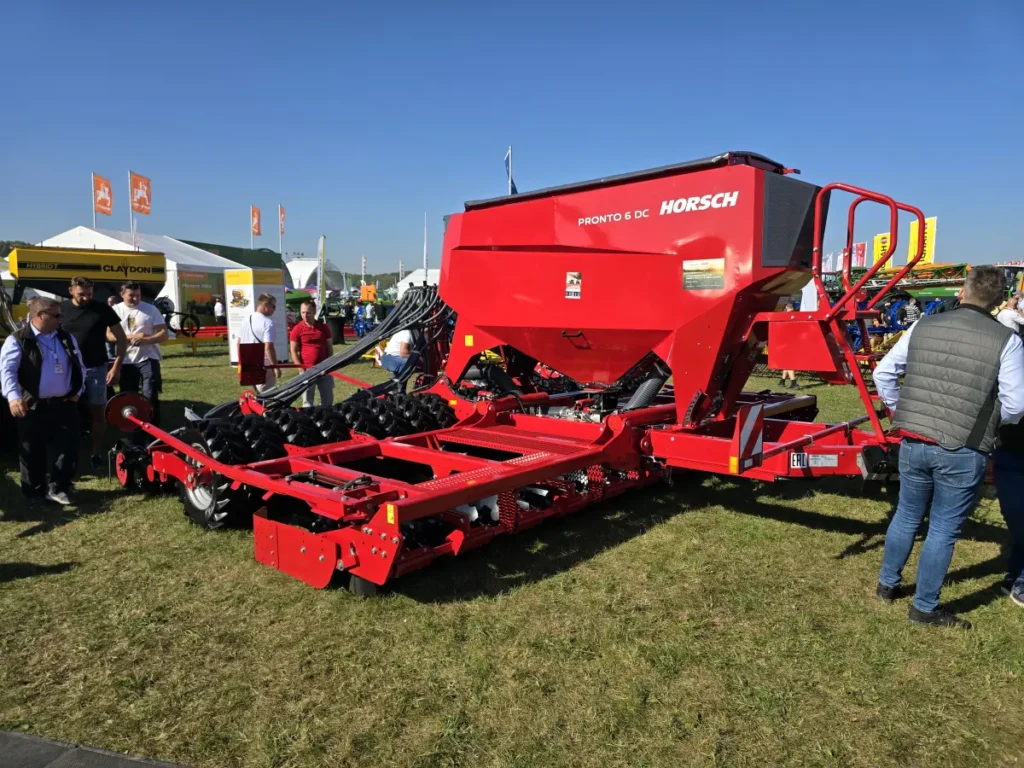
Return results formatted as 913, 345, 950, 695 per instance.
417, 394, 458, 428
309, 405, 352, 444
236, 415, 288, 462
334, 402, 386, 438
366, 398, 413, 438
390, 394, 442, 433
176, 423, 256, 530
264, 408, 323, 447
347, 574, 379, 597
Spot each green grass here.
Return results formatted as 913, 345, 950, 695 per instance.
1, 350, 1023, 768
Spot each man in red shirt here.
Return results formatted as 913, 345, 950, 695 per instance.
288, 301, 335, 407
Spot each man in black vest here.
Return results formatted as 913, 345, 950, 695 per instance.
0, 296, 87, 505
873, 266, 1024, 628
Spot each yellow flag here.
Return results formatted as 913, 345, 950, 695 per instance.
908, 216, 937, 265
872, 233, 891, 267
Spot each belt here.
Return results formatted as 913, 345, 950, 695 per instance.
29, 394, 74, 406
890, 428, 937, 445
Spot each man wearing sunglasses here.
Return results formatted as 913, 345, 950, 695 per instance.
0, 296, 87, 506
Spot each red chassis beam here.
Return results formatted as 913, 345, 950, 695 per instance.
126, 396, 887, 592
129, 396, 676, 588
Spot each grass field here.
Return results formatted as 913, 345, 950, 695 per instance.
1, 347, 1022, 768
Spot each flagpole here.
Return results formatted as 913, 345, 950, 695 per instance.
423, 212, 427, 276
508, 146, 512, 195
278, 204, 283, 259
128, 171, 136, 249
91, 173, 96, 229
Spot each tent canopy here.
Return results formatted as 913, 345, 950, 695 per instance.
397, 268, 440, 299
41, 226, 245, 272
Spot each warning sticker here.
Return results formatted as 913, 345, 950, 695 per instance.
682, 258, 725, 290
565, 271, 581, 299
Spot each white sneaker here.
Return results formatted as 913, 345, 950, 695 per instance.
45, 489, 71, 506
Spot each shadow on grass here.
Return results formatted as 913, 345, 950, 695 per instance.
393, 474, 1015, 608
0, 480, 122, 539
0, 561, 76, 583
697, 475, 1014, 612
394, 485, 693, 603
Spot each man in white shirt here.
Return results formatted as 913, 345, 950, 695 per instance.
380, 328, 415, 392
238, 293, 280, 394
996, 295, 1024, 333
872, 267, 1024, 628
113, 281, 168, 426
213, 297, 226, 325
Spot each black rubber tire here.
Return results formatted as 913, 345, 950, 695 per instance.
417, 394, 457, 428
177, 423, 255, 530
347, 574, 379, 597
334, 403, 386, 438
236, 415, 288, 462
264, 408, 323, 447
178, 313, 201, 338
309, 405, 352, 443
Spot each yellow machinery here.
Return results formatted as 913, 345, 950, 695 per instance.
6, 246, 166, 303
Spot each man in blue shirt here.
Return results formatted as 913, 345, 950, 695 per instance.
873, 266, 1024, 628
1, 296, 87, 506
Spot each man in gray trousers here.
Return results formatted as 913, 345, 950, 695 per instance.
873, 266, 1024, 628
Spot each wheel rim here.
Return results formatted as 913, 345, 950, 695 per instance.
115, 452, 130, 486
184, 441, 215, 512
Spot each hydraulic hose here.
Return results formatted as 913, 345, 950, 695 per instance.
205, 286, 447, 417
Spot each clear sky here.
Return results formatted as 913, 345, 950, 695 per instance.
2, 1, 1021, 271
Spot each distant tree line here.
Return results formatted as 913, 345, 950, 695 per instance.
0, 240, 32, 261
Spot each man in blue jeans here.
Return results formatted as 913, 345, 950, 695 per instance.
993, 427, 1024, 606
873, 266, 1024, 628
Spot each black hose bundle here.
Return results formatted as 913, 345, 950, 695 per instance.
204, 285, 448, 419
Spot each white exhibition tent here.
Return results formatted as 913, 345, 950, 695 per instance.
285, 257, 346, 292
397, 268, 440, 299
41, 226, 246, 313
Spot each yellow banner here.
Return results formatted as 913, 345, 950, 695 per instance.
225, 268, 283, 286
872, 233, 891, 267
908, 216, 937, 265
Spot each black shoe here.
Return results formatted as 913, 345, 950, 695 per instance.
876, 582, 903, 603
790, 380, 800, 390
778, 378, 785, 386
908, 605, 972, 629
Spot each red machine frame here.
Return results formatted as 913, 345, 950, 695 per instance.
109, 152, 925, 591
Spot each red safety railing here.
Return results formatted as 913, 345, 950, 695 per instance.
812, 184, 927, 320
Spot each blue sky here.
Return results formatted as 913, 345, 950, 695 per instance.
1, 1, 1021, 270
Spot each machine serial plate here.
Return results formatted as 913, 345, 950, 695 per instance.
790, 453, 839, 469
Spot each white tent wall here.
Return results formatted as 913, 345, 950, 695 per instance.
41, 227, 246, 316
397, 268, 440, 299
286, 259, 318, 291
